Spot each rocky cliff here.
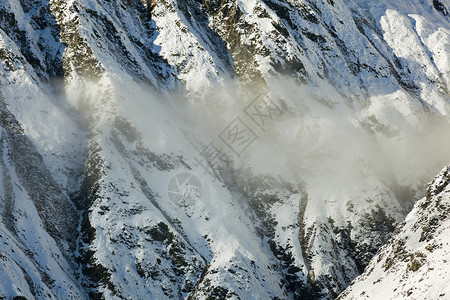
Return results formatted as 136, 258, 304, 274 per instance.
0, 0, 449, 298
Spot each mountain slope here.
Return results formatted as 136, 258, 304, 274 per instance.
339, 165, 450, 300
0, 0, 449, 298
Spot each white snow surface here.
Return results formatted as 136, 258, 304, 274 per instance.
0, 0, 449, 298
340, 165, 450, 300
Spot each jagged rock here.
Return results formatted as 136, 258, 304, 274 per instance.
0, 0, 448, 299
339, 165, 450, 299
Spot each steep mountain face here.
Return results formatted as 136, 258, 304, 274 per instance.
339, 165, 450, 300
0, 0, 449, 299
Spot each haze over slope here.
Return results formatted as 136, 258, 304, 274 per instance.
0, 0, 449, 298
340, 165, 450, 300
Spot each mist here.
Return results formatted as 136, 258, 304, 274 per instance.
78, 73, 449, 220
163, 76, 450, 213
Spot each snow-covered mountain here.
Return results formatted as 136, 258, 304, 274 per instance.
339, 165, 450, 300
0, 0, 449, 299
